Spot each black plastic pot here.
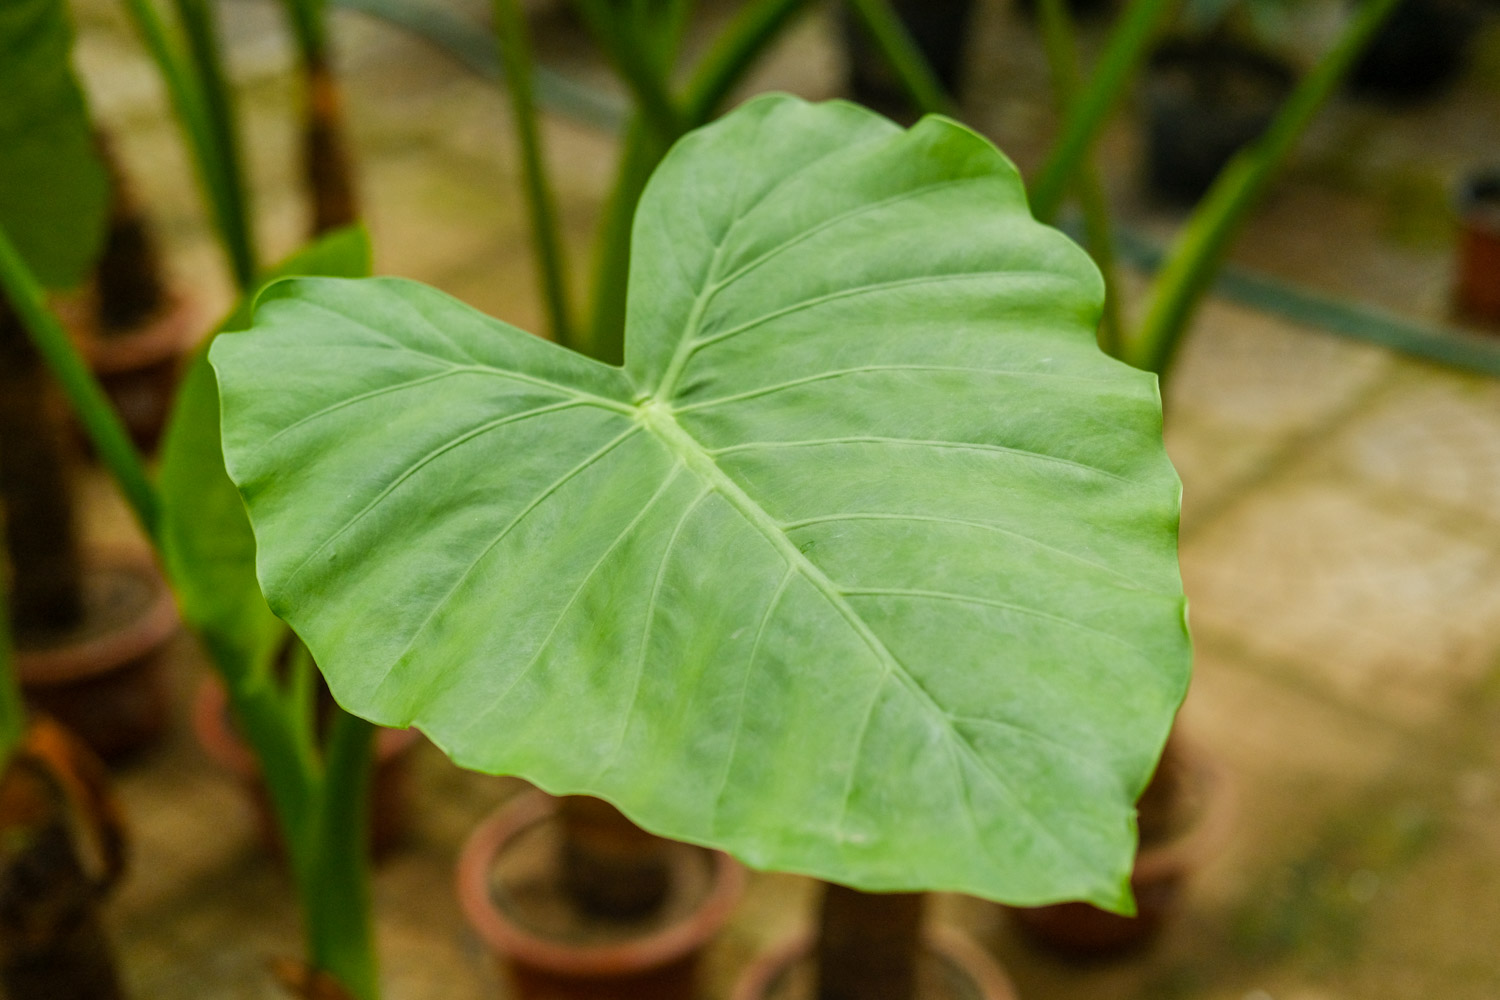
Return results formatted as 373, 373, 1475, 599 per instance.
1142, 38, 1297, 207
843, 0, 977, 115
1348, 0, 1480, 103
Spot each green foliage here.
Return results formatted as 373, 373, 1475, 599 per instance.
159, 228, 371, 686
212, 96, 1190, 909
0, 0, 107, 288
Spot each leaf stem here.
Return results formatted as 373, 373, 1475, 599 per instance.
568, 0, 685, 146
170, 0, 257, 288
301, 708, 379, 1000
493, 0, 575, 347
0, 224, 161, 544
843, 0, 952, 115
1029, 0, 1174, 223
1129, 0, 1404, 378
1034, 0, 1123, 356
120, 0, 254, 288
681, 0, 815, 124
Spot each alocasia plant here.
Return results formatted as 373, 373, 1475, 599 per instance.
213, 94, 1191, 909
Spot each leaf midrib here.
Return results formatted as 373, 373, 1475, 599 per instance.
634, 399, 1100, 870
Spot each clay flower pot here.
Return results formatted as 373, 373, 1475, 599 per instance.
81, 292, 197, 454
456, 789, 744, 1000
192, 679, 420, 859
1007, 740, 1233, 955
731, 926, 1018, 1000
16, 550, 178, 762
1454, 167, 1500, 327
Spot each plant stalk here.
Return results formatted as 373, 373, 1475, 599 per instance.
0, 228, 380, 998
0, 225, 161, 547
680, 0, 814, 125
1034, 0, 1124, 355
0, 299, 85, 639
1029, 0, 1176, 222
302, 54, 360, 236
585, 120, 664, 364
170, 0, 258, 288
1129, 0, 1405, 378
815, 884, 924, 1000
568, 0, 684, 146
493, 0, 575, 346
300, 708, 378, 1000
843, 0, 952, 116
0, 575, 22, 771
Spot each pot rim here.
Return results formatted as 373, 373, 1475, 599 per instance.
192, 677, 421, 779
15, 548, 179, 684
729, 925, 1019, 1000
455, 789, 745, 979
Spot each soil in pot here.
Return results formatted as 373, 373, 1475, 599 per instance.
1454, 167, 1500, 326
1007, 735, 1232, 956
15, 552, 179, 763
732, 924, 1017, 1000
192, 678, 420, 860
1142, 37, 1296, 207
843, 0, 976, 117
1348, 0, 1480, 103
0, 718, 128, 1000
456, 789, 744, 1000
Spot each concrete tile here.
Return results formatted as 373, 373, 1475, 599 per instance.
1181, 478, 1500, 726
1314, 366, 1500, 532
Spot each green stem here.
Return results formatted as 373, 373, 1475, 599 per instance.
0, 224, 161, 544
119, 0, 253, 289
278, 0, 328, 65
1129, 0, 1404, 379
569, 0, 684, 146
493, 0, 575, 347
681, 0, 815, 124
1029, 0, 1175, 223
1034, 0, 1123, 355
584, 122, 662, 364
301, 708, 378, 1000
844, 0, 952, 115
170, 0, 257, 288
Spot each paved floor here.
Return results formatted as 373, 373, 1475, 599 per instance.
54, 0, 1500, 997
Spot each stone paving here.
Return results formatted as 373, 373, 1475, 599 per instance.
53, 0, 1500, 997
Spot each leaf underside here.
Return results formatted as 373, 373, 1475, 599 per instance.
213, 96, 1190, 909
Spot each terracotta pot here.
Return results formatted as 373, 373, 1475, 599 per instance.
1007, 740, 1233, 956
192, 679, 420, 859
456, 789, 744, 1000
81, 292, 196, 454
16, 550, 178, 762
732, 926, 1018, 1000
1454, 167, 1500, 326
0, 718, 128, 1000
1142, 38, 1296, 206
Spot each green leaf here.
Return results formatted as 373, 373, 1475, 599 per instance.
0, 0, 107, 288
212, 96, 1190, 908
159, 227, 371, 684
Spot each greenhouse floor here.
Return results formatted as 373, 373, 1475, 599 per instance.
64, 0, 1500, 997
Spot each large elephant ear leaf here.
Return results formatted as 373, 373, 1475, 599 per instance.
0, 0, 107, 288
212, 95, 1190, 910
